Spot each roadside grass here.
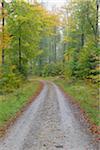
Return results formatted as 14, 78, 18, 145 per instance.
0, 80, 40, 127
55, 79, 99, 126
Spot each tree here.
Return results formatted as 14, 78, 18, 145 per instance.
0, 0, 10, 65
63, 0, 99, 81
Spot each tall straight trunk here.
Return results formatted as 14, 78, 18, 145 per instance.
63, 43, 66, 63
54, 36, 57, 62
1, 2, 5, 65
81, 33, 84, 47
48, 38, 51, 63
51, 39, 53, 62
30, 60, 33, 73
87, 1, 99, 47
96, 0, 99, 47
18, 37, 22, 72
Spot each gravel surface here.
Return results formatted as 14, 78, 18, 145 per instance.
0, 82, 98, 150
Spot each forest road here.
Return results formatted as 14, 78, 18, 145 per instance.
0, 81, 98, 150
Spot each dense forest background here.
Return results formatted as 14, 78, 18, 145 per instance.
0, 0, 99, 93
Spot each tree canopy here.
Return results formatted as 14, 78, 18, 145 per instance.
0, 0, 99, 93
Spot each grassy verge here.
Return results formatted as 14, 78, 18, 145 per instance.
0, 80, 41, 127
55, 79, 99, 126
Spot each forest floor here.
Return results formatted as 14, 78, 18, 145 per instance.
0, 81, 99, 150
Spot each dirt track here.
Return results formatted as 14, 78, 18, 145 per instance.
0, 82, 98, 150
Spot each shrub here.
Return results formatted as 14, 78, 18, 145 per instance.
0, 65, 24, 94
42, 62, 64, 77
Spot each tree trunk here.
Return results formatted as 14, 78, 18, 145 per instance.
48, 38, 51, 63
81, 33, 84, 47
19, 37, 22, 72
86, 1, 99, 47
54, 36, 57, 62
63, 43, 66, 63
95, 0, 99, 47
1, 2, 5, 65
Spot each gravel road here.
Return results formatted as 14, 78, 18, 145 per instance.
0, 82, 98, 150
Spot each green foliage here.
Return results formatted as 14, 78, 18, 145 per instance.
4, 1, 60, 77
63, 0, 99, 83
77, 41, 99, 80
0, 65, 23, 94
42, 62, 64, 77
6, 1, 42, 75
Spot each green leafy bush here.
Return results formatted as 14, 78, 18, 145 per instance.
77, 42, 99, 82
42, 62, 64, 77
0, 65, 24, 94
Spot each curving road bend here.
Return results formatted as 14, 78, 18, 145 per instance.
0, 82, 98, 150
